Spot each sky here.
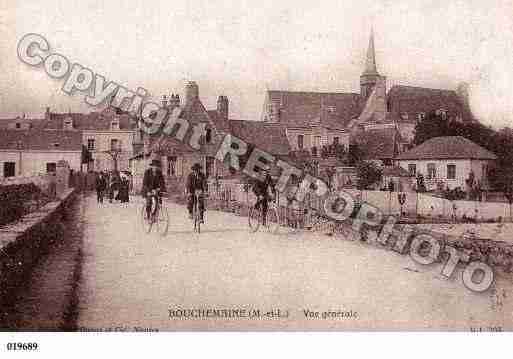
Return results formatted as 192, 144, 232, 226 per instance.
1, 0, 513, 128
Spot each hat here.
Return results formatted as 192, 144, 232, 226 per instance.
191, 163, 202, 171
150, 159, 161, 167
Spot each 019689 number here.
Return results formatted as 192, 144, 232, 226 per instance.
6, 342, 39, 351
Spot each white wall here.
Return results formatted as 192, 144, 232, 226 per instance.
83, 130, 135, 171
396, 158, 492, 190
0, 150, 81, 178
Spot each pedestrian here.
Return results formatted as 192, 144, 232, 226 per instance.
95, 171, 107, 204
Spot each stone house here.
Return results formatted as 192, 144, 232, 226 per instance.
395, 136, 497, 191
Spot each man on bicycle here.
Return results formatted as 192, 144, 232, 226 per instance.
252, 168, 276, 226
186, 163, 206, 222
142, 159, 166, 219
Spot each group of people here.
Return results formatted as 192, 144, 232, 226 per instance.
142, 160, 208, 223
95, 170, 131, 204
141, 159, 277, 227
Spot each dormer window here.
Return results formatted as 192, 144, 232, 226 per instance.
326, 106, 336, 114
436, 109, 447, 119
63, 117, 73, 130
111, 119, 120, 130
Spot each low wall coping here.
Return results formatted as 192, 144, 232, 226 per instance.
0, 188, 75, 253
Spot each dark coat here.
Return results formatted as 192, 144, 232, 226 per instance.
186, 171, 206, 193
252, 174, 275, 198
142, 168, 166, 196
95, 174, 107, 190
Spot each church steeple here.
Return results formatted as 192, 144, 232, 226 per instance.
363, 28, 378, 75
360, 28, 383, 99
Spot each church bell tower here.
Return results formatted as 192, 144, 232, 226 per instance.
360, 28, 384, 99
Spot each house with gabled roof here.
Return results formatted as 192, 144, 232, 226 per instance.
395, 136, 497, 191
0, 129, 82, 178
42, 106, 139, 172
129, 81, 292, 193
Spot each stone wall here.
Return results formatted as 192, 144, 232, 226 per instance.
0, 188, 77, 316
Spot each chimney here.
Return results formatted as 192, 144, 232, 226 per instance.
185, 81, 199, 105
168, 94, 181, 108
45, 107, 50, 120
217, 95, 229, 119
161, 94, 168, 108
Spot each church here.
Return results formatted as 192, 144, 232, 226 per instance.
260, 29, 475, 166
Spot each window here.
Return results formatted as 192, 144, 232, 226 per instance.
87, 138, 95, 151
167, 156, 177, 176
482, 164, 488, 180
297, 135, 304, 150
15, 123, 21, 129
447, 164, 456, 179
110, 139, 119, 151
333, 137, 339, 145
46, 162, 57, 173
313, 136, 321, 149
427, 163, 437, 179
326, 106, 336, 114
408, 164, 417, 176
64, 120, 73, 130
3, 162, 15, 178
111, 119, 120, 130
205, 128, 212, 144
417, 112, 426, 122
206, 156, 215, 178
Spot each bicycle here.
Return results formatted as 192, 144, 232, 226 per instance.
140, 190, 169, 236
192, 190, 204, 233
248, 196, 280, 234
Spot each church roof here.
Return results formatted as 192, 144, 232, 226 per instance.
396, 136, 497, 160
387, 85, 471, 121
266, 90, 364, 129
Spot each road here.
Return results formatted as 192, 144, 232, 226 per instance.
75, 194, 513, 331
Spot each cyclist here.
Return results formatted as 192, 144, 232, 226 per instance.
252, 168, 276, 226
142, 159, 166, 219
187, 163, 206, 222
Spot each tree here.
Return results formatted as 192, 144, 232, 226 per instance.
356, 161, 382, 190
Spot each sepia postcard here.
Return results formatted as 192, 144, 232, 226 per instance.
1, 0, 513, 342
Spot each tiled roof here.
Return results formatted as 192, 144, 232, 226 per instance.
44, 107, 137, 131
352, 127, 404, 160
267, 90, 364, 129
0, 117, 47, 130
387, 85, 471, 121
207, 110, 230, 133
0, 129, 82, 151
396, 136, 497, 160
228, 120, 291, 156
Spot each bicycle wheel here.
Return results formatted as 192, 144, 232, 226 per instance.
140, 203, 152, 234
156, 204, 169, 236
265, 207, 280, 234
248, 206, 261, 233
194, 203, 201, 233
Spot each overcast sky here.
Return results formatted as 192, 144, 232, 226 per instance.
1, 0, 513, 128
